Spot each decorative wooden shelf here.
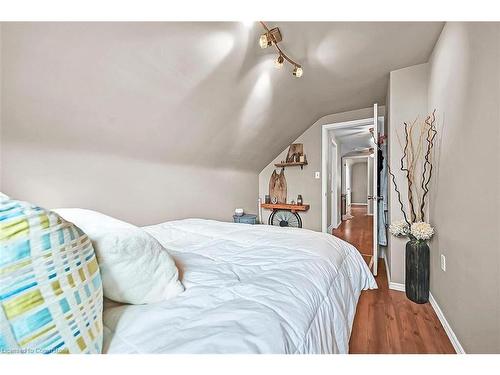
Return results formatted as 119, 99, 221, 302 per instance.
261, 203, 310, 213
274, 161, 308, 170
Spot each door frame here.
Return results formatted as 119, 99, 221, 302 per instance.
321, 110, 383, 275
343, 154, 370, 207
321, 117, 376, 233
327, 138, 340, 232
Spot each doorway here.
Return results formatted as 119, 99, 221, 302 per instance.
321, 104, 381, 274
335, 155, 374, 263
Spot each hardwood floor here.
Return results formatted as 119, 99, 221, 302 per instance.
334, 205, 455, 353
333, 205, 373, 256
349, 260, 455, 353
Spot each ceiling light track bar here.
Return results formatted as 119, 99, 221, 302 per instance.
274, 43, 300, 68
259, 21, 303, 77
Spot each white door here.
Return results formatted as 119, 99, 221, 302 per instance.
371, 104, 379, 276
330, 142, 337, 228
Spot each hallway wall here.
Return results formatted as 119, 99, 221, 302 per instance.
351, 161, 368, 204
387, 63, 429, 283
386, 22, 500, 353
427, 22, 500, 354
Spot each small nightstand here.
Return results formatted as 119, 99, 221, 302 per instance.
233, 214, 257, 225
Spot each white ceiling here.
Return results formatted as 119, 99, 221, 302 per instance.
332, 124, 372, 140
331, 122, 374, 155
2, 22, 443, 171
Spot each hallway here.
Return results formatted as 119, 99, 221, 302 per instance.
332, 204, 373, 256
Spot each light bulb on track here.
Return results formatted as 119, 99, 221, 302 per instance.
259, 34, 270, 49
275, 54, 284, 68
293, 66, 303, 78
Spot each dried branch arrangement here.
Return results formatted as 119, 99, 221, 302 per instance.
384, 110, 438, 241
372, 109, 437, 241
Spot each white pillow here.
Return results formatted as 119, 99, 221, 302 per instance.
53, 208, 136, 234
53, 209, 184, 304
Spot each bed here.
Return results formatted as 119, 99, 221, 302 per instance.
102, 219, 377, 354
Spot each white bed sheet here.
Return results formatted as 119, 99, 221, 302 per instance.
102, 219, 377, 354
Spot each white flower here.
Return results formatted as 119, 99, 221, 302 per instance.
389, 220, 410, 237
410, 221, 434, 240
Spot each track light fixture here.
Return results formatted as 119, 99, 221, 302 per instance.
259, 26, 282, 49
259, 21, 303, 78
275, 54, 284, 69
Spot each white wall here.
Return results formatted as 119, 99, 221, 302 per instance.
1, 142, 257, 226
351, 161, 368, 204
426, 22, 500, 353
342, 159, 352, 206
259, 106, 384, 231
387, 63, 429, 283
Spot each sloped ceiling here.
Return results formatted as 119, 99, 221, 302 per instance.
1, 22, 443, 172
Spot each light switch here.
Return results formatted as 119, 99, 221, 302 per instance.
315, 171, 320, 179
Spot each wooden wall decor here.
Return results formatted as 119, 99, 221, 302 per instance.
285, 143, 304, 163
269, 169, 287, 204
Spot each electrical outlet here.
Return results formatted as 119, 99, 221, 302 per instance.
315, 171, 320, 179
440, 254, 446, 272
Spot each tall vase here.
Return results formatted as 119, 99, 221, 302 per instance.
405, 240, 430, 304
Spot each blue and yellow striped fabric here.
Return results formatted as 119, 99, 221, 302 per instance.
0, 196, 103, 354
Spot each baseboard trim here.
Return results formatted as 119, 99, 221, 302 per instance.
383, 252, 402, 291
351, 203, 368, 206
388, 282, 405, 292
327, 221, 341, 232
429, 293, 465, 354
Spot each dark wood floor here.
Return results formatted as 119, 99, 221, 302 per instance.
335, 206, 455, 354
349, 260, 455, 353
333, 205, 373, 256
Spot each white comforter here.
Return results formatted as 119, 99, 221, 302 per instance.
102, 219, 376, 354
